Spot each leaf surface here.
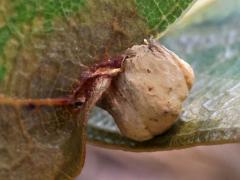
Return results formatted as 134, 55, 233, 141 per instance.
136, 0, 195, 32
0, 0, 194, 179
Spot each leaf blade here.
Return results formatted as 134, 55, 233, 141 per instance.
0, 0, 201, 178
0, 101, 86, 179
136, 0, 195, 32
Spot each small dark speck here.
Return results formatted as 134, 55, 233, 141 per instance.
147, 69, 151, 73
26, 103, 36, 111
148, 87, 153, 91
163, 110, 169, 114
168, 87, 173, 93
74, 101, 84, 108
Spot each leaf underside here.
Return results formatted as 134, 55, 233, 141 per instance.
88, 0, 240, 151
0, 0, 194, 179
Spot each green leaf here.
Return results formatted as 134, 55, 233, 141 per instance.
0, 0, 194, 83
87, 0, 240, 151
136, 0, 195, 31
0, 0, 195, 179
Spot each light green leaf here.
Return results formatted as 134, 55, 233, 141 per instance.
136, 0, 195, 31
88, 0, 240, 151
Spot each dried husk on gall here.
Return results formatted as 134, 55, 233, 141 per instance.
102, 44, 195, 141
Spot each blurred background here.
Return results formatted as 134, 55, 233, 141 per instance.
79, 144, 240, 180
78, 0, 240, 179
